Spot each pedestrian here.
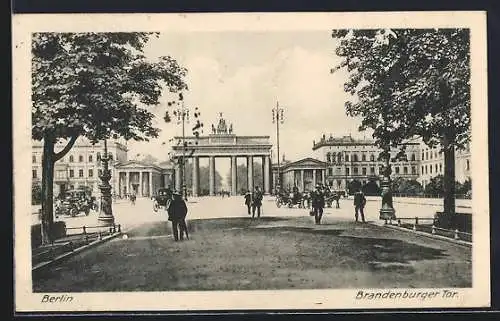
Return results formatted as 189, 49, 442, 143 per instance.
167, 191, 189, 241
252, 186, 263, 219
311, 184, 325, 224
353, 188, 367, 223
333, 191, 340, 208
244, 190, 252, 215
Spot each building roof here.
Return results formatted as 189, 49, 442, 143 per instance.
281, 157, 327, 171
312, 134, 420, 150
115, 160, 169, 172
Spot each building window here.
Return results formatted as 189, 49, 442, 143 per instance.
370, 154, 375, 162
345, 155, 349, 162
69, 155, 74, 162
411, 154, 416, 161
362, 167, 367, 175
411, 166, 416, 174
79, 169, 84, 178
326, 153, 331, 162
421, 152, 424, 160
69, 169, 74, 178
395, 166, 400, 174
88, 169, 94, 177
425, 151, 428, 160
337, 153, 343, 162
353, 154, 358, 162
353, 167, 358, 175
434, 151, 438, 158
97, 152, 101, 161
435, 164, 438, 173
89, 155, 93, 162
370, 167, 375, 174
362, 154, 366, 162
32, 169, 37, 179
32, 155, 36, 163
466, 159, 470, 171
430, 151, 433, 159
346, 168, 350, 176
430, 165, 433, 174
404, 166, 408, 175
328, 168, 333, 176
79, 155, 84, 162
421, 166, 424, 174
439, 163, 443, 173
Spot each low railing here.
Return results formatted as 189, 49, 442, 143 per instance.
384, 217, 472, 243
32, 224, 121, 266
391, 193, 472, 200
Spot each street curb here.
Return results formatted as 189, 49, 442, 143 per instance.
32, 232, 122, 273
372, 223, 472, 248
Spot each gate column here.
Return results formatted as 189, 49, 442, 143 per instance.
247, 155, 254, 191
192, 156, 199, 197
209, 156, 215, 196
264, 155, 270, 194
231, 156, 237, 196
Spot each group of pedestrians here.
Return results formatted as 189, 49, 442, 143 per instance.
244, 186, 264, 219
272, 184, 367, 224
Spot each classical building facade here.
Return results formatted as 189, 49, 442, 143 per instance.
279, 158, 328, 192
114, 160, 175, 198
32, 137, 128, 197
310, 134, 420, 192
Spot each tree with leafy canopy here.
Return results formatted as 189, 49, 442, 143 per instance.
331, 28, 470, 217
32, 32, 188, 244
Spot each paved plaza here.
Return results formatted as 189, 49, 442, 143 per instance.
32, 196, 472, 292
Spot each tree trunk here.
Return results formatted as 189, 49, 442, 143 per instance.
40, 136, 55, 245
442, 133, 456, 216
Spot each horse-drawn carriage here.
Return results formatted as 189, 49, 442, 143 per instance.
323, 189, 341, 208
153, 188, 173, 212
275, 190, 309, 208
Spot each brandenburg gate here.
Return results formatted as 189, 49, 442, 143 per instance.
171, 115, 272, 196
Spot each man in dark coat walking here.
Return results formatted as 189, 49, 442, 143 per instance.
311, 184, 325, 224
167, 191, 189, 241
252, 186, 263, 219
353, 188, 367, 223
244, 190, 252, 215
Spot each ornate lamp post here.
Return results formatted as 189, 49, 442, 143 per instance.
173, 100, 190, 200
271, 101, 285, 192
97, 138, 114, 225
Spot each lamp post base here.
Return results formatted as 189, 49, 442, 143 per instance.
97, 215, 115, 226
379, 207, 396, 220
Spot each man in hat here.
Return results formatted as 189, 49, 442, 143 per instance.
353, 188, 367, 223
311, 184, 325, 224
252, 186, 264, 219
354, 188, 366, 223
167, 191, 189, 241
244, 190, 252, 215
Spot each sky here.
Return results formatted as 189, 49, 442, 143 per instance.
127, 30, 370, 176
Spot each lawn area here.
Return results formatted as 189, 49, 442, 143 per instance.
33, 216, 472, 292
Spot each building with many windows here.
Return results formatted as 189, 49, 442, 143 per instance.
32, 137, 128, 197
32, 137, 178, 198
309, 134, 420, 192
272, 133, 470, 194
418, 142, 471, 188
